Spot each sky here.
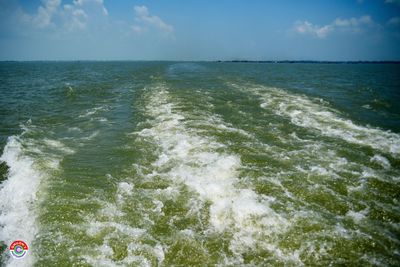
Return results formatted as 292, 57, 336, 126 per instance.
0, 0, 399, 61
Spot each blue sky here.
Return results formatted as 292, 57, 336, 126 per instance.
0, 0, 399, 60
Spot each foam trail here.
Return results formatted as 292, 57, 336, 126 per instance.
229, 82, 400, 158
136, 84, 298, 264
0, 136, 41, 267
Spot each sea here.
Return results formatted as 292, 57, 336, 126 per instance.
0, 61, 399, 266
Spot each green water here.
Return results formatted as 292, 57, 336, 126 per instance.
0, 62, 399, 266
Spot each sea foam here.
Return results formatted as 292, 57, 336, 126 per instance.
229, 82, 400, 158
0, 136, 42, 267
134, 84, 299, 264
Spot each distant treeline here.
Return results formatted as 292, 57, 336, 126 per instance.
217, 60, 400, 64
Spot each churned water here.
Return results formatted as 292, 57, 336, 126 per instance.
0, 62, 399, 266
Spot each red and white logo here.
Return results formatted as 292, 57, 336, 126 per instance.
9, 240, 28, 259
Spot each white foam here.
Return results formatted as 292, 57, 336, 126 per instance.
98, 202, 125, 218
230, 82, 400, 158
83, 219, 163, 267
310, 166, 329, 176
346, 209, 368, 223
82, 246, 153, 267
43, 138, 75, 154
153, 243, 164, 265
362, 104, 372, 109
0, 136, 42, 267
67, 127, 81, 132
191, 115, 255, 139
81, 131, 99, 141
44, 158, 61, 170
152, 200, 164, 214
79, 105, 109, 118
370, 155, 391, 169
134, 84, 299, 264
86, 221, 146, 238
117, 182, 134, 195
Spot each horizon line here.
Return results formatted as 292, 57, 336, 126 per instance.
1, 59, 400, 64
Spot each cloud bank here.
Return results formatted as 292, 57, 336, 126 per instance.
293, 15, 376, 38
12, 0, 109, 31
132, 5, 174, 35
33, 0, 61, 28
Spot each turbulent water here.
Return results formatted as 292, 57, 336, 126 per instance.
0, 62, 399, 266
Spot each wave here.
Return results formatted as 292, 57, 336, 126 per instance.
132, 84, 300, 265
0, 136, 41, 267
228, 82, 400, 158
0, 123, 74, 266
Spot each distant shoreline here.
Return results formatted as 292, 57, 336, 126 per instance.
217, 60, 400, 64
0, 60, 399, 64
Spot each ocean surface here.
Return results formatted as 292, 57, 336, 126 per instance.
0, 62, 399, 266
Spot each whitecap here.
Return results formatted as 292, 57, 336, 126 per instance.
370, 154, 391, 169
134, 84, 300, 264
0, 136, 42, 267
229, 82, 400, 158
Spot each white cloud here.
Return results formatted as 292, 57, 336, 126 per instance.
73, 0, 108, 16
102, 7, 108, 16
294, 15, 376, 39
131, 25, 144, 34
62, 0, 108, 31
134, 5, 149, 17
23, 0, 107, 31
294, 21, 333, 38
132, 5, 174, 34
32, 0, 61, 28
64, 5, 88, 30
334, 15, 372, 27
